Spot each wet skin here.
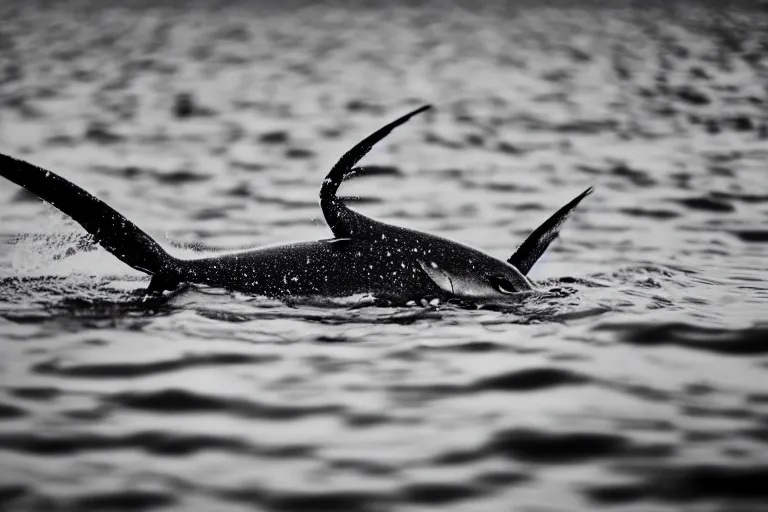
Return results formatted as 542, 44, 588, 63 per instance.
0, 105, 591, 303
177, 223, 533, 301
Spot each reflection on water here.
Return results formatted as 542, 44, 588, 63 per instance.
1, 1, 767, 510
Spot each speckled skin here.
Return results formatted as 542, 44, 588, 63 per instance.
1, 105, 589, 303
174, 222, 533, 301
165, 105, 537, 301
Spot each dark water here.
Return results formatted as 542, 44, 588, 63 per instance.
1, 1, 767, 511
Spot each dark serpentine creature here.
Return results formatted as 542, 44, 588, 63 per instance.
0, 105, 592, 304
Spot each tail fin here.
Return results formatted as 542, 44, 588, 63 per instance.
508, 187, 593, 275
0, 152, 173, 276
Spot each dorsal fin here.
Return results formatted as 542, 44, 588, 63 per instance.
320, 105, 431, 238
508, 187, 593, 275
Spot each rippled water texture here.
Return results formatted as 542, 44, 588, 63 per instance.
1, 1, 767, 510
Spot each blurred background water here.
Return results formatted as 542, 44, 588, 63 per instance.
1, 0, 767, 510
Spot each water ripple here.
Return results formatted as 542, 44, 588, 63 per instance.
470, 367, 590, 392
32, 353, 276, 378
586, 465, 768, 504
595, 322, 768, 356
1, 2, 767, 511
108, 389, 343, 419
0, 431, 256, 456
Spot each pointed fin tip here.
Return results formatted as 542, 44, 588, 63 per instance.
507, 185, 594, 275
321, 104, 433, 206
563, 186, 594, 209
409, 104, 432, 117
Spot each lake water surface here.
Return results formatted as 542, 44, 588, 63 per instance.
1, 1, 767, 511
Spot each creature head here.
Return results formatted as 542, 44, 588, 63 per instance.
417, 239, 535, 300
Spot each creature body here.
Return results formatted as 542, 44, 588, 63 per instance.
0, 106, 592, 303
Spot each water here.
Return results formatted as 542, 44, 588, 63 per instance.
1, 1, 767, 510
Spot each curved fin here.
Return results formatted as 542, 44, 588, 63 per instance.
320, 105, 431, 238
0, 152, 173, 276
508, 187, 593, 275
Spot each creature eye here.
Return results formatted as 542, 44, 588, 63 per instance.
489, 276, 517, 294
